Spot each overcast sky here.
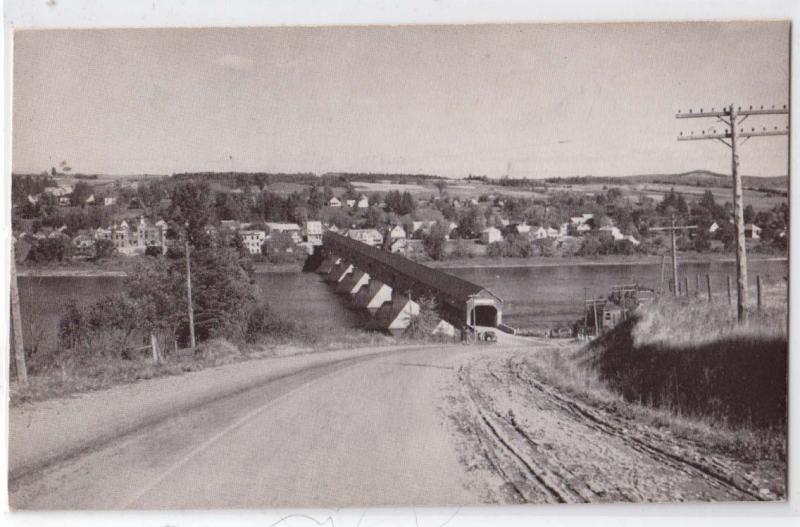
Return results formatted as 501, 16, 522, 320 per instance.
12, 22, 789, 178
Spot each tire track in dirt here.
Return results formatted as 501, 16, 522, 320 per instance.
447, 350, 776, 504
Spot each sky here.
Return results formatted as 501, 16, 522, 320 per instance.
12, 22, 790, 179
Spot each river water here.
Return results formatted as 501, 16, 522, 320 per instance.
18, 259, 788, 352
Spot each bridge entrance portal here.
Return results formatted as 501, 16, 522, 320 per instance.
472, 305, 499, 327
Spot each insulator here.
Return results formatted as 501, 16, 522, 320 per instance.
760, 105, 764, 109
783, 105, 787, 109
700, 108, 703, 112
749, 105, 753, 110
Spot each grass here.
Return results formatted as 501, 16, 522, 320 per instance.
10, 324, 397, 406
523, 291, 787, 462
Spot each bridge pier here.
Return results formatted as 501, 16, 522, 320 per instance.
316, 255, 340, 275
368, 293, 420, 334
336, 269, 370, 295
353, 279, 393, 312
327, 262, 354, 284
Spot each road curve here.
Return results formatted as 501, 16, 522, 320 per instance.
10, 344, 483, 509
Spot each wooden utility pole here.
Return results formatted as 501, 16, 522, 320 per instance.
677, 103, 788, 322
10, 238, 28, 386
650, 217, 696, 297
185, 238, 196, 349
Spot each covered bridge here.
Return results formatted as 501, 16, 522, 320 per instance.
321, 231, 503, 328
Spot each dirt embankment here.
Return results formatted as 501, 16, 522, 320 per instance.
445, 348, 785, 504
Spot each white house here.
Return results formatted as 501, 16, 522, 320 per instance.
481, 226, 503, 244
516, 223, 532, 235
532, 226, 548, 239
58, 196, 71, 206
388, 225, 407, 240
356, 195, 369, 209
347, 228, 384, 246
744, 223, 762, 239
576, 223, 592, 234
346, 199, 357, 208
709, 222, 720, 234
571, 213, 594, 226
85, 194, 95, 204
239, 230, 267, 254
266, 222, 303, 244
103, 196, 117, 206
598, 225, 625, 241
546, 227, 560, 239
305, 220, 323, 245
328, 197, 342, 208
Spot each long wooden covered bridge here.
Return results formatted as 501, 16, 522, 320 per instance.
313, 232, 503, 331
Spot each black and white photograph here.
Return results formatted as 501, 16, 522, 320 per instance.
3, 3, 793, 517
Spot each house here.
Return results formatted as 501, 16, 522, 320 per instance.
356, 195, 369, 209
27, 194, 39, 205
346, 199, 357, 208
72, 234, 96, 257
94, 227, 112, 241
110, 221, 134, 254
499, 218, 510, 227
239, 230, 267, 255
532, 226, 548, 240
387, 225, 407, 240
85, 194, 96, 204
431, 319, 457, 338
328, 197, 342, 208
445, 222, 459, 239
546, 227, 560, 239
708, 222, 720, 234
598, 225, 625, 241
266, 222, 303, 244
136, 217, 168, 252
481, 226, 503, 244
305, 220, 324, 245
570, 213, 594, 226
576, 223, 592, 234
103, 196, 117, 206
43, 185, 72, 197
515, 223, 531, 235
347, 229, 384, 246
559, 223, 570, 237
744, 223, 762, 240
220, 220, 240, 231
58, 196, 71, 206
390, 238, 414, 254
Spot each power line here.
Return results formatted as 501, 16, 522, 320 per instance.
675, 103, 788, 322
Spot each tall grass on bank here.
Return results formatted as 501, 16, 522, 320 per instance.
587, 296, 787, 430
525, 291, 787, 461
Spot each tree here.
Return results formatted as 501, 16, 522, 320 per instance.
423, 221, 449, 260
93, 239, 116, 260
71, 181, 93, 206
169, 181, 212, 247
456, 206, 486, 238
434, 180, 447, 196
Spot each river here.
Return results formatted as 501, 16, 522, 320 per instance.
18, 259, 788, 352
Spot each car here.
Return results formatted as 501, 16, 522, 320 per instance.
481, 330, 497, 343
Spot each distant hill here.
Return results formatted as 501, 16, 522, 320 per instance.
545, 170, 787, 192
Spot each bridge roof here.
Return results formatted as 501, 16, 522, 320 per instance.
324, 232, 501, 304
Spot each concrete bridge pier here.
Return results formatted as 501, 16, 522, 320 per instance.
367, 293, 420, 334
327, 261, 354, 284
353, 279, 393, 313
336, 269, 370, 295
316, 255, 340, 275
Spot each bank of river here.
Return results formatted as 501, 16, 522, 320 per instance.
18, 258, 788, 354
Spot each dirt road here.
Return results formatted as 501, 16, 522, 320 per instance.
9, 341, 780, 509
447, 348, 783, 503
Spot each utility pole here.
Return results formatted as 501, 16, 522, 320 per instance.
676, 103, 788, 322
10, 238, 28, 386
185, 236, 196, 350
650, 217, 696, 297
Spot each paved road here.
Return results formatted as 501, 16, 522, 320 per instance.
10, 345, 483, 509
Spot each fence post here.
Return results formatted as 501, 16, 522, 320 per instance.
727, 275, 732, 305
706, 274, 712, 302
683, 276, 689, 297
151, 333, 160, 364
695, 274, 700, 295
757, 275, 763, 311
